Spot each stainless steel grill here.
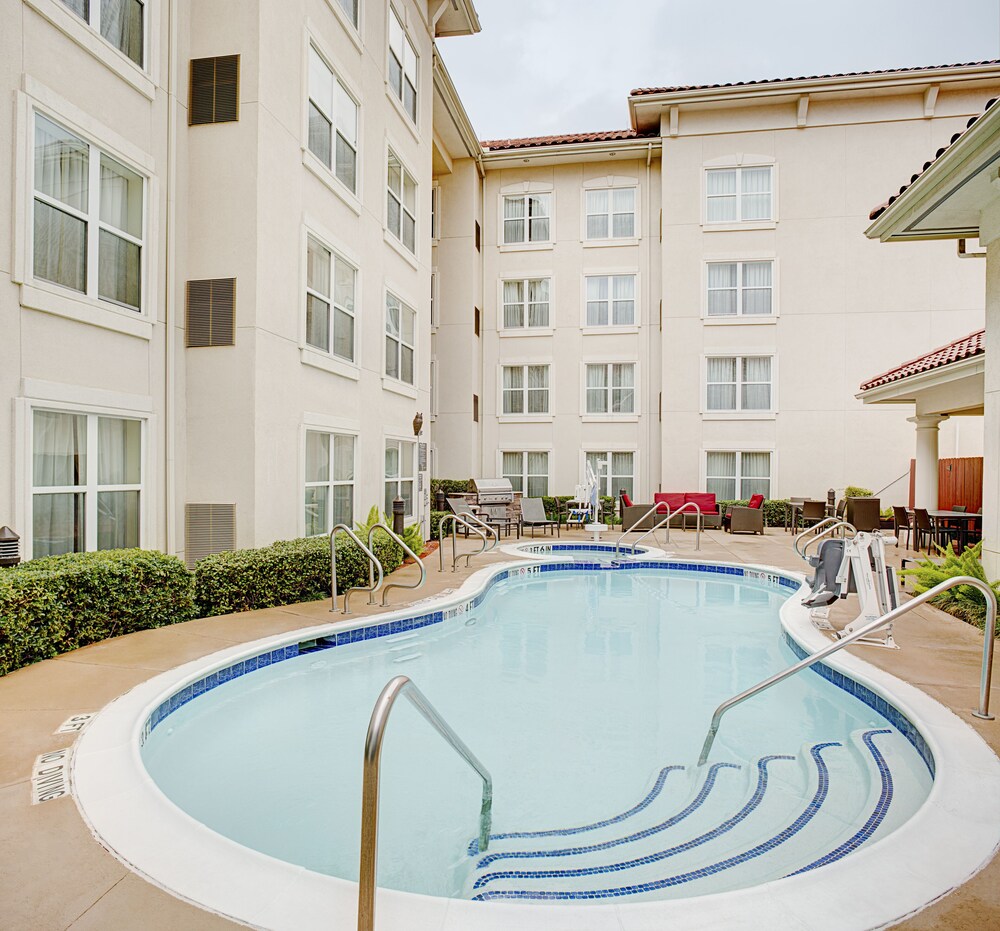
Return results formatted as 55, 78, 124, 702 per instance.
471, 478, 513, 520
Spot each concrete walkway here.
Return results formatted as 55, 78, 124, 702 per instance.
1, 527, 998, 929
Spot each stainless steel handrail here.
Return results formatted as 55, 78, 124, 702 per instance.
438, 513, 489, 572
462, 511, 500, 552
793, 516, 853, 558
330, 525, 383, 615
797, 520, 857, 562
358, 675, 492, 931
367, 522, 426, 606
698, 575, 997, 764
614, 503, 665, 556
663, 501, 702, 551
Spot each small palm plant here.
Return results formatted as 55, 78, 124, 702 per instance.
354, 505, 424, 556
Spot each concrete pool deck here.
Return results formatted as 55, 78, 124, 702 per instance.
1, 527, 998, 929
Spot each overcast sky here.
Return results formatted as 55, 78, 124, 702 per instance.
437, 0, 1000, 141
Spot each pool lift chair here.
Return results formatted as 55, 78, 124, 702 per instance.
796, 519, 901, 649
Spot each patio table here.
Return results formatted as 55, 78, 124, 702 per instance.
907, 508, 982, 550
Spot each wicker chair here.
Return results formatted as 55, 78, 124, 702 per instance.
845, 497, 881, 533
892, 506, 912, 549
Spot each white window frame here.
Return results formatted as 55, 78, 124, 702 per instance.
584, 185, 637, 241
583, 449, 637, 500
431, 182, 440, 242
303, 427, 356, 537
306, 42, 359, 196
384, 437, 416, 519
582, 272, 638, 330
702, 255, 779, 323
501, 191, 552, 246
500, 450, 550, 498
304, 231, 358, 365
430, 268, 439, 328
387, 5, 418, 126
499, 363, 551, 420
327, 0, 360, 35
702, 354, 776, 417
703, 449, 773, 501
583, 361, 638, 420
702, 157, 777, 229
385, 290, 416, 386
386, 145, 417, 255
500, 276, 552, 331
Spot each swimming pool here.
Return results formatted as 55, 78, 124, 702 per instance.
74, 559, 1000, 929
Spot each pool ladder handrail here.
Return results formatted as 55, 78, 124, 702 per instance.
615, 501, 703, 557
358, 675, 492, 931
330, 525, 384, 615
697, 575, 997, 765
366, 521, 426, 606
795, 520, 857, 562
438, 513, 497, 572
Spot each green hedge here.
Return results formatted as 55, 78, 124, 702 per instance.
194, 533, 403, 618
0, 549, 195, 676
430, 478, 472, 497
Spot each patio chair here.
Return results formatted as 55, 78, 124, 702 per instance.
845, 497, 881, 533
723, 493, 765, 535
892, 506, 912, 549
520, 497, 560, 537
796, 500, 827, 531
913, 508, 941, 554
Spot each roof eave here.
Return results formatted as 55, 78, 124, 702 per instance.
857, 354, 985, 402
481, 136, 662, 163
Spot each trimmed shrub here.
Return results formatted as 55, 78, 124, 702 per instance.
430, 478, 472, 497
844, 486, 873, 498
194, 533, 403, 618
0, 549, 196, 676
430, 510, 449, 539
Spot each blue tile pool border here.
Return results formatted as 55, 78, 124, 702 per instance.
140, 558, 930, 782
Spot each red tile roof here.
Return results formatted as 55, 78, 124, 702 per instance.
859, 329, 985, 391
631, 60, 1000, 97
869, 97, 1000, 220
481, 129, 656, 152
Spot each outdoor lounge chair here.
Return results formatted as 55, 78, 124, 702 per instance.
520, 497, 560, 537
723, 494, 765, 535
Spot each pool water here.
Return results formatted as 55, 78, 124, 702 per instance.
141, 567, 932, 903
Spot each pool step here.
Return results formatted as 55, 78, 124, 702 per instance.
467, 729, 897, 902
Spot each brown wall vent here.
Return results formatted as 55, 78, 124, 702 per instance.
184, 503, 236, 568
186, 278, 235, 347
189, 55, 240, 125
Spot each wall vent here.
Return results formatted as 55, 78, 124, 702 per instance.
189, 55, 240, 125
184, 504, 236, 568
186, 278, 235, 347
474, 307, 480, 336
472, 394, 479, 423
475, 220, 481, 251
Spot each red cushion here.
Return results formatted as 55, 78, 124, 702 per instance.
748, 494, 764, 510
621, 492, 633, 508
654, 492, 685, 514
685, 492, 718, 514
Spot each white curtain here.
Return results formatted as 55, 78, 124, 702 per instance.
333, 255, 355, 361
503, 195, 525, 242
528, 194, 550, 241
586, 276, 608, 325
586, 189, 608, 238
528, 278, 549, 327
611, 451, 634, 499
101, 0, 143, 67
612, 188, 635, 238
99, 155, 142, 309
335, 82, 358, 191
740, 167, 772, 220
586, 453, 607, 495
503, 280, 524, 328
333, 435, 354, 482
706, 358, 736, 410
96, 416, 140, 550
586, 364, 607, 413
707, 263, 737, 315
742, 261, 772, 315
503, 366, 524, 414
741, 356, 771, 410
305, 431, 329, 484
706, 169, 737, 222
740, 452, 771, 498
706, 451, 737, 501
527, 365, 548, 413
306, 238, 330, 352
526, 452, 548, 498
611, 364, 634, 413
612, 275, 635, 325
502, 452, 522, 491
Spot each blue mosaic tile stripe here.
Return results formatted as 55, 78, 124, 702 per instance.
783, 633, 935, 777
785, 729, 893, 876
475, 762, 741, 870
473, 753, 795, 890
473, 743, 839, 902
467, 765, 684, 857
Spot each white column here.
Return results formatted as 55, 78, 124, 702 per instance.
907, 414, 948, 509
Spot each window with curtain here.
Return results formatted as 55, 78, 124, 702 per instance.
585, 451, 634, 499
388, 7, 417, 121
305, 235, 356, 362
502, 278, 550, 328
585, 187, 635, 239
586, 363, 635, 414
502, 365, 549, 415
502, 451, 549, 497
706, 450, 771, 500
335, 0, 359, 27
387, 149, 416, 252
503, 193, 551, 244
706, 355, 772, 411
32, 409, 142, 558
304, 431, 354, 535
586, 275, 635, 326
33, 112, 145, 312
385, 292, 415, 384
308, 46, 358, 193
707, 261, 773, 316
705, 166, 773, 223
60, 0, 144, 67
384, 439, 415, 516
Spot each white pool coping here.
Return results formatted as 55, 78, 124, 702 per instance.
72, 557, 1000, 930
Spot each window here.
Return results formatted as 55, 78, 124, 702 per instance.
388, 7, 417, 122
189, 55, 239, 125
431, 184, 440, 240
60, 0, 144, 67
706, 356, 772, 411
304, 431, 354, 535
502, 451, 549, 497
334, 0, 358, 28
502, 365, 549, 415
585, 451, 634, 499
707, 261, 772, 316
586, 275, 635, 326
586, 187, 635, 239
308, 46, 358, 193
503, 193, 550, 244
31, 409, 142, 559
387, 149, 416, 252
385, 292, 415, 384
502, 278, 550, 329
586, 363, 635, 414
384, 439, 415, 516
306, 236, 356, 362
706, 451, 771, 500
706, 166, 772, 223
33, 112, 144, 312
430, 270, 438, 326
